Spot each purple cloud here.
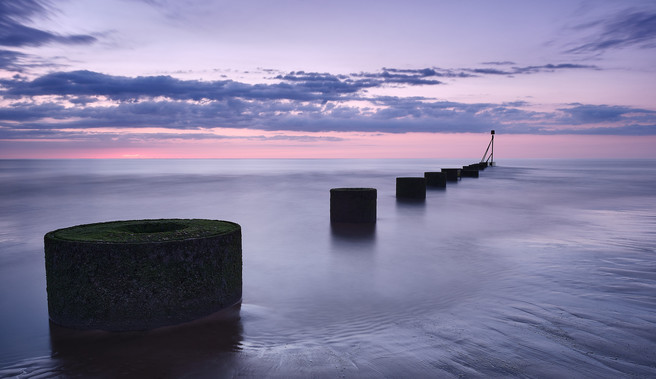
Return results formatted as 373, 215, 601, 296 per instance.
0, 0, 97, 47
559, 103, 655, 124
464, 63, 599, 76
566, 10, 656, 54
0, 64, 652, 140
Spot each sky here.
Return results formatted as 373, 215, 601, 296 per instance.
1, 0, 655, 159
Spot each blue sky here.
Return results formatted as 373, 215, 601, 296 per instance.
1, 0, 655, 158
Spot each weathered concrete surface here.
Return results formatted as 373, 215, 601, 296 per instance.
44, 219, 242, 331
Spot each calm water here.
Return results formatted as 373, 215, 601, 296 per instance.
0, 159, 655, 378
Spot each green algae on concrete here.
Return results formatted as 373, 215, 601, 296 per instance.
44, 219, 242, 331
50, 219, 237, 243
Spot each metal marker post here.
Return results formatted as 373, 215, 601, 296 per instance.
490, 130, 494, 166
481, 130, 495, 166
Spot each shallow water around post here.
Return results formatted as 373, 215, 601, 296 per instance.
1, 159, 655, 377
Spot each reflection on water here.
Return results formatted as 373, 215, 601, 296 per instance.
330, 222, 376, 239
48, 304, 242, 378
1, 159, 655, 377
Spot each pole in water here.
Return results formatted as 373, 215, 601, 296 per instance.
490, 130, 494, 166
481, 130, 495, 166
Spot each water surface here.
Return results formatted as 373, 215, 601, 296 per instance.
1, 159, 655, 377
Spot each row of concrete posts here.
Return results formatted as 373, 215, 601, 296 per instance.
330, 161, 492, 224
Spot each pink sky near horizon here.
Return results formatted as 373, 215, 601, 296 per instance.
2, 133, 655, 160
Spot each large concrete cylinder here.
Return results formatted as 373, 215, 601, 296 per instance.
330, 188, 377, 223
44, 219, 242, 331
396, 177, 426, 199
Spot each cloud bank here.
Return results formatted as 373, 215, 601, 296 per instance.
1, 66, 654, 142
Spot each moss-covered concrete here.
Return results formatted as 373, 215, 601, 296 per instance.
44, 219, 242, 331
50, 219, 237, 243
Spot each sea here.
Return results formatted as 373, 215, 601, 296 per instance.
0, 158, 654, 378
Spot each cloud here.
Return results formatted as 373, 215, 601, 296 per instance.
0, 67, 479, 102
558, 103, 655, 124
276, 68, 452, 90
0, 49, 26, 71
1, 56, 602, 101
352, 67, 470, 85
553, 123, 656, 136
566, 10, 656, 54
0, 0, 97, 47
0, 70, 373, 102
466, 68, 513, 75
513, 63, 600, 74
351, 63, 596, 85
0, 0, 48, 22
275, 71, 379, 94
481, 61, 516, 66
66, 95, 100, 105
3, 89, 654, 138
1, 68, 653, 140
0, 48, 65, 72
464, 63, 599, 76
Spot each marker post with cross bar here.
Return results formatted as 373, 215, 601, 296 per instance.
481, 130, 495, 166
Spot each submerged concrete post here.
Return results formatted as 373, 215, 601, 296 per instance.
396, 177, 426, 199
44, 219, 242, 331
441, 168, 461, 181
424, 172, 447, 187
461, 169, 479, 178
330, 188, 377, 223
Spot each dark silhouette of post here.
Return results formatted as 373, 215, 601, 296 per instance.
491, 129, 494, 164
441, 168, 461, 181
424, 172, 446, 187
396, 177, 426, 200
330, 188, 377, 223
481, 130, 495, 166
